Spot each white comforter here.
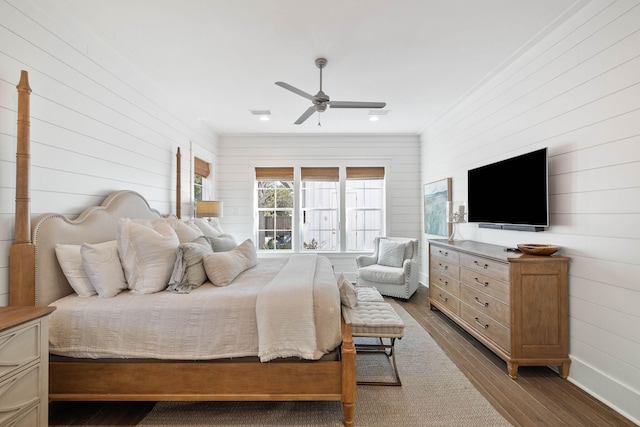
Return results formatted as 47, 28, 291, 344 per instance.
48, 256, 342, 360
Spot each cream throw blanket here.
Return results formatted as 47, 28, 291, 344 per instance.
256, 254, 320, 362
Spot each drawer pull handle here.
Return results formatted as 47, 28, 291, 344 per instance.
474, 317, 489, 329
439, 250, 448, 257
474, 261, 489, 269
439, 294, 448, 302
439, 278, 448, 286
474, 278, 489, 287
439, 263, 448, 270
474, 296, 488, 307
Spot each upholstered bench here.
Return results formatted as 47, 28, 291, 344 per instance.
355, 285, 385, 302
342, 301, 405, 385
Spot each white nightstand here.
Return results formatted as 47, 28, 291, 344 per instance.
0, 306, 55, 426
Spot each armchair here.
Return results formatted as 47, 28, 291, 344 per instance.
355, 237, 419, 300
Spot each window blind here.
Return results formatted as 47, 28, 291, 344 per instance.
346, 166, 385, 180
301, 167, 339, 181
194, 157, 210, 178
255, 167, 294, 181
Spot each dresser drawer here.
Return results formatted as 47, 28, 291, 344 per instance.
460, 253, 509, 282
461, 303, 510, 352
429, 285, 460, 316
0, 322, 41, 380
460, 268, 510, 303
430, 246, 460, 264
5, 403, 39, 427
430, 269, 460, 297
460, 285, 510, 326
0, 363, 42, 426
431, 258, 460, 280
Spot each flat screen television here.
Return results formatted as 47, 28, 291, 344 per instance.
467, 148, 548, 231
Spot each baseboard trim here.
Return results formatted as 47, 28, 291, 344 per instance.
568, 357, 640, 425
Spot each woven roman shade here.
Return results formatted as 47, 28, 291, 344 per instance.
255, 167, 294, 181
301, 167, 339, 182
346, 167, 385, 180
194, 157, 210, 178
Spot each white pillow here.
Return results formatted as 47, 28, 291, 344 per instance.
54, 244, 97, 297
191, 218, 224, 237
337, 273, 357, 308
202, 239, 257, 287
117, 218, 180, 294
378, 239, 406, 268
81, 240, 128, 298
161, 217, 207, 245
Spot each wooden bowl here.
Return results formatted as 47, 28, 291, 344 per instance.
517, 244, 559, 256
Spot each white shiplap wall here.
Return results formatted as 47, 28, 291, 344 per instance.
217, 134, 421, 276
0, 0, 218, 305
421, 0, 640, 422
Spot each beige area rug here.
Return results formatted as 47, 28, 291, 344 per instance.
139, 301, 512, 426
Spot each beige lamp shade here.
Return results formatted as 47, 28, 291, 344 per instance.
196, 200, 223, 218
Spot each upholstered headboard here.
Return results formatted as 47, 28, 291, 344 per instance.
31, 190, 163, 306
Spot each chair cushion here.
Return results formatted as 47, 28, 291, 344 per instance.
377, 239, 406, 267
357, 264, 405, 285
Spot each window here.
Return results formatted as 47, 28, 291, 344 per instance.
194, 157, 210, 201
301, 167, 339, 251
345, 167, 385, 251
255, 166, 385, 252
256, 168, 294, 250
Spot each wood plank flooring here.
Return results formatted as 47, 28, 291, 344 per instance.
48, 285, 637, 426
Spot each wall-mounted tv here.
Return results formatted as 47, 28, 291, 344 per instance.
467, 148, 548, 232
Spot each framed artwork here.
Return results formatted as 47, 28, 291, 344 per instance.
424, 178, 452, 236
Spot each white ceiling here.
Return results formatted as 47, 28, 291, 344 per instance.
62, 0, 583, 135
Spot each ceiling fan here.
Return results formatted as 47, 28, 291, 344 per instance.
275, 58, 386, 125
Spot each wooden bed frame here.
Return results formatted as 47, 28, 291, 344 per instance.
8, 71, 357, 426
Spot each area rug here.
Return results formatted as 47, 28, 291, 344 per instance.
139, 300, 512, 426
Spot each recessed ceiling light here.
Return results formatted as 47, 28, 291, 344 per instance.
250, 109, 271, 121
368, 110, 388, 122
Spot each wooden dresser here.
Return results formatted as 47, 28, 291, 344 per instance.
0, 306, 55, 426
428, 239, 570, 379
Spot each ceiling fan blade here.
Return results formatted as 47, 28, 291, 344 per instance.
329, 101, 386, 109
275, 82, 314, 101
294, 106, 316, 125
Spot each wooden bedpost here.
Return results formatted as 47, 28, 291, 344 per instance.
176, 147, 181, 218
341, 319, 357, 427
9, 70, 36, 306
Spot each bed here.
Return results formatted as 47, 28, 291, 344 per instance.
8, 71, 357, 426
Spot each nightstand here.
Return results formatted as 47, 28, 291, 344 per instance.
0, 306, 55, 426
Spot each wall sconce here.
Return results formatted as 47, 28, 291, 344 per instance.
446, 201, 466, 241
196, 200, 223, 220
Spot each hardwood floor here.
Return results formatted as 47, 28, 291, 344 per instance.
49, 285, 637, 426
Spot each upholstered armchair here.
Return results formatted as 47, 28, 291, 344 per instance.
355, 237, 419, 300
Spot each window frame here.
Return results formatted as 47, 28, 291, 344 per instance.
253, 163, 388, 254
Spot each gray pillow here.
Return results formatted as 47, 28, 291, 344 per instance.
167, 242, 213, 293
206, 234, 238, 252
377, 239, 406, 268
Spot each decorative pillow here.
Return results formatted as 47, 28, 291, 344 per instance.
378, 239, 406, 268
117, 218, 180, 294
337, 273, 357, 308
207, 233, 238, 252
161, 217, 208, 245
81, 240, 128, 298
202, 239, 257, 287
191, 218, 224, 237
167, 242, 213, 294
54, 244, 97, 297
